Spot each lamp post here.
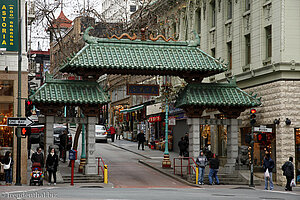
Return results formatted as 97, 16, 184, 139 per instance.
15, 0, 22, 186
162, 76, 171, 168
79, 113, 86, 173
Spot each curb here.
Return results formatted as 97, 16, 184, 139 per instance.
109, 143, 151, 159
138, 159, 199, 188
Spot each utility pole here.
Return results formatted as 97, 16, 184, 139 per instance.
15, 0, 22, 186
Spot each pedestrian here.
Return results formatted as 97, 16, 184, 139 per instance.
263, 153, 274, 190
208, 154, 220, 185
282, 157, 295, 191
184, 132, 189, 146
137, 130, 145, 150
196, 150, 208, 185
108, 125, 116, 142
31, 147, 44, 168
59, 130, 68, 163
2, 151, 14, 185
178, 137, 187, 157
116, 123, 122, 140
46, 148, 59, 186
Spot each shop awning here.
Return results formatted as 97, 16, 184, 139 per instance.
120, 105, 144, 113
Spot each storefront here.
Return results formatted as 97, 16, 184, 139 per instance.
295, 128, 300, 184
240, 124, 276, 172
0, 81, 14, 181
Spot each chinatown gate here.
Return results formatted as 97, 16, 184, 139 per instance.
30, 27, 261, 175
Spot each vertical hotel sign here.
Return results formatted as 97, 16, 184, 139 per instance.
0, 0, 18, 51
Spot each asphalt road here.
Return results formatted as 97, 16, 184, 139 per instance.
94, 142, 191, 188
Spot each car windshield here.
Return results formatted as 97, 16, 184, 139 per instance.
95, 125, 106, 132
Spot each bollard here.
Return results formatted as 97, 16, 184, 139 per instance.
196, 167, 199, 185
104, 165, 108, 184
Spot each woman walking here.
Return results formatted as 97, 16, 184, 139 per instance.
2, 151, 13, 185
46, 148, 59, 186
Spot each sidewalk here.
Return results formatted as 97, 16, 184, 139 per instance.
110, 139, 300, 194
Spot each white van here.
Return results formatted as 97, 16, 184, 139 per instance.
95, 125, 108, 143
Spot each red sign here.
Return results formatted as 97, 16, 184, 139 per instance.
148, 116, 161, 123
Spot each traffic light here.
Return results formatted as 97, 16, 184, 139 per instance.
21, 127, 31, 137
250, 108, 256, 126
25, 100, 33, 117
257, 133, 266, 143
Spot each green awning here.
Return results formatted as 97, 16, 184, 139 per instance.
175, 83, 261, 108
120, 105, 144, 113
30, 74, 110, 105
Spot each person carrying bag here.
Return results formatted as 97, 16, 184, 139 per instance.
263, 153, 274, 190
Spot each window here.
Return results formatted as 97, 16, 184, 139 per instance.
0, 103, 13, 148
245, 34, 251, 65
266, 26, 272, 58
245, 0, 251, 11
195, 9, 201, 34
227, 0, 232, 20
130, 5, 136, 12
211, 0, 216, 27
227, 42, 232, 70
0, 80, 13, 96
211, 48, 216, 58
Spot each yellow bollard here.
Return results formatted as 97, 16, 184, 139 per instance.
196, 167, 199, 185
104, 165, 108, 184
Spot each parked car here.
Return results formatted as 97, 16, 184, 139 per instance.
95, 125, 108, 143
38, 126, 72, 150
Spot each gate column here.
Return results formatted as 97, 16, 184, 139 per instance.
224, 119, 240, 174
45, 116, 54, 155
85, 116, 97, 175
187, 118, 200, 159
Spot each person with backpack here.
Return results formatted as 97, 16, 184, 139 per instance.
196, 150, 208, 185
263, 153, 275, 190
282, 157, 295, 191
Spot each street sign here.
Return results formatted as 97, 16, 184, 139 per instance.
7, 117, 34, 127
254, 125, 272, 133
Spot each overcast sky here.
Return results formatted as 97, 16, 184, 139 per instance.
30, 0, 102, 51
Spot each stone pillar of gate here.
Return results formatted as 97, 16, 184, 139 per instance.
85, 116, 97, 175
45, 116, 54, 156
224, 119, 239, 174
187, 118, 200, 159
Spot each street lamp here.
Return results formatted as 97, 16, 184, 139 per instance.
162, 76, 171, 168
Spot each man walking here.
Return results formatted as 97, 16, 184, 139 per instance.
263, 153, 274, 190
178, 137, 187, 157
59, 130, 68, 163
137, 130, 145, 150
108, 125, 116, 142
282, 157, 294, 191
196, 150, 208, 185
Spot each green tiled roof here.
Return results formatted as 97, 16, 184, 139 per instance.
29, 77, 109, 105
175, 83, 261, 108
60, 30, 227, 76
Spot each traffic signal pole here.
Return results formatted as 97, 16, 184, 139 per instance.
250, 125, 254, 187
15, 0, 22, 186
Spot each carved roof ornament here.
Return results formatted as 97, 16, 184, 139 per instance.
108, 33, 137, 40
187, 30, 200, 47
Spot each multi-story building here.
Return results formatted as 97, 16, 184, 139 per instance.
101, 0, 141, 23
0, 0, 32, 184
134, 0, 300, 185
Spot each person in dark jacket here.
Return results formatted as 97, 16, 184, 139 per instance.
46, 148, 59, 186
196, 150, 208, 185
178, 137, 188, 157
282, 157, 294, 191
263, 153, 275, 190
2, 151, 14, 185
137, 130, 146, 150
31, 147, 44, 168
59, 130, 68, 163
208, 154, 219, 185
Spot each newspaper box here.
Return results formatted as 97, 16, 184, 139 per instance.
69, 149, 77, 160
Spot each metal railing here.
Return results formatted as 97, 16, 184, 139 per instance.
173, 157, 198, 184
96, 157, 106, 176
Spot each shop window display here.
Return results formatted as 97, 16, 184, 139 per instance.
200, 125, 211, 149
0, 103, 13, 181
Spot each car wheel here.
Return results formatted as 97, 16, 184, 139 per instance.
104, 139, 108, 143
